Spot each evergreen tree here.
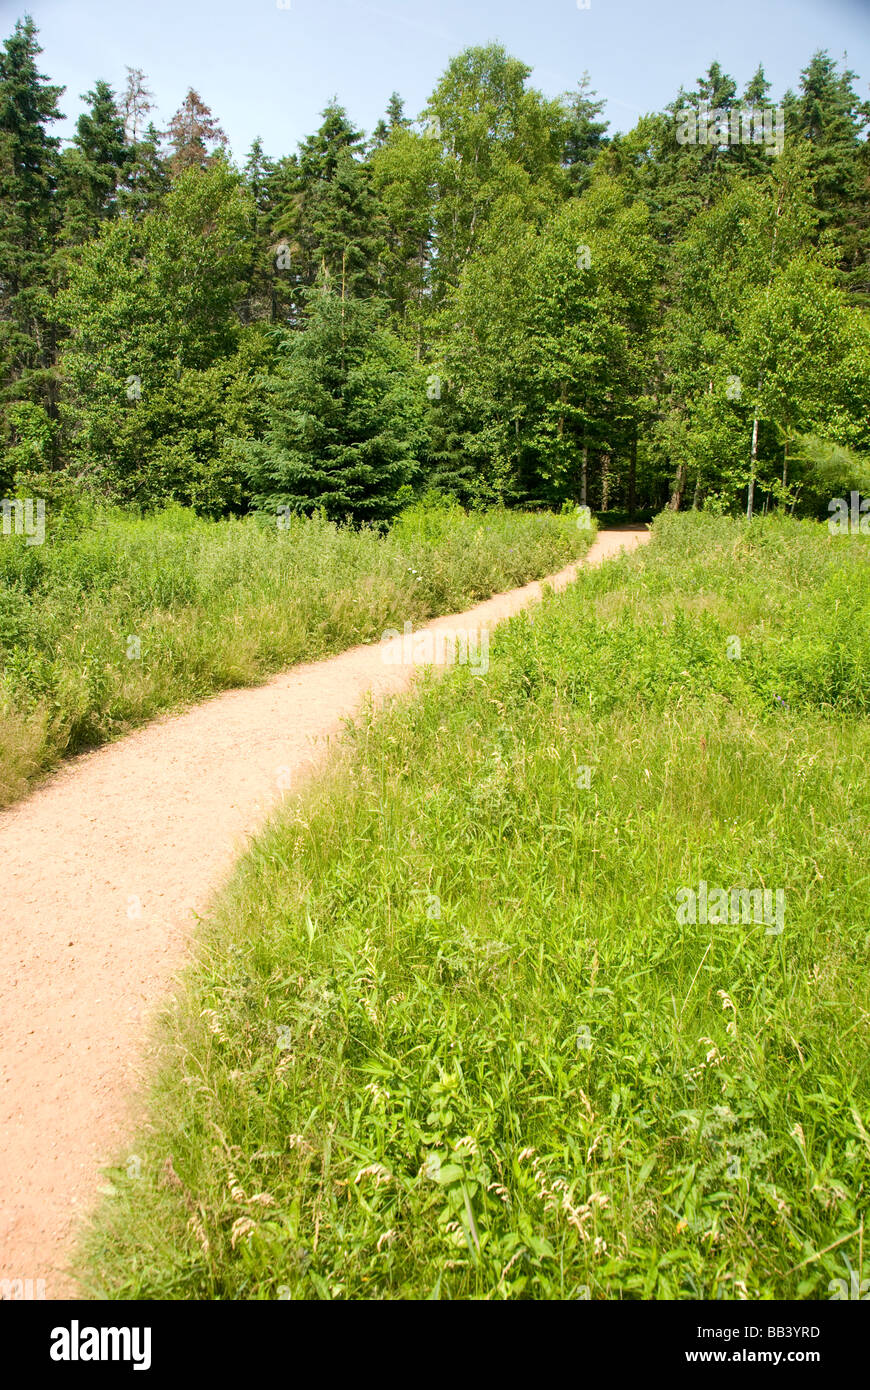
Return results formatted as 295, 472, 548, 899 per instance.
244, 136, 271, 212
370, 91, 410, 150
118, 68, 167, 218
245, 286, 427, 521
167, 88, 227, 176
59, 80, 128, 245
283, 101, 384, 298
240, 137, 289, 324
561, 73, 609, 191
0, 16, 64, 429
119, 118, 168, 219
787, 51, 870, 301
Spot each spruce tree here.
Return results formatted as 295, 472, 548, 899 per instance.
167, 88, 227, 176
119, 120, 168, 219
118, 68, 167, 218
787, 51, 870, 302
245, 286, 426, 521
561, 73, 609, 191
370, 92, 410, 150
289, 102, 384, 297
0, 16, 64, 420
59, 80, 128, 245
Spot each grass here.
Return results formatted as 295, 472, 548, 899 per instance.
79, 510, 870, 1300
0, 496, 591, 808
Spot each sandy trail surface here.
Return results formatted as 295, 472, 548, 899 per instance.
0, 526, 648, 1297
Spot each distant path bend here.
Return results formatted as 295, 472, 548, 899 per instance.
0, 525, 649, 1297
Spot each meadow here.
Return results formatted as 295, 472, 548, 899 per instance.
79, 511, 870, 1300
0, 497, 589, 807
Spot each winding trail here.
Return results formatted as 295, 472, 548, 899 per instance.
0, 526, 648, 1297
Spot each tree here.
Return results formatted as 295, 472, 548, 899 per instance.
656, 146, 868, 517
370, 91, 410, 150
561, 73, 609, 191
121, 66, 153, 144
118, 118, 168, 219
58, 160, 258, 509
430, 177, 657, 508
245, 286, 428, 522
370, 125, 440, 334
167, 88, 227, 177
656, 149, 815, 512
740, 255, 870, 508
58, 80, 128, 246
421, 44, 568, 296
285, 101, 384, 299
785, 51, 870, 302
118, 68, 167, 218
0, 16, 64, 428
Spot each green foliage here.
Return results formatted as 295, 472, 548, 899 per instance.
1, 399, 59, 489
58, 79, 128, 248
431, 177, 657, 507
290, 101, 384, 299
0, 16, 64, 418
58, 161, 258, 509
0, 16, 868, 531
245, 288, 429, 522
0, 499, 587, 806
657, 153, 870, 513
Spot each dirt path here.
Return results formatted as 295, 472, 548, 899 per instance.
0, 526, 648, 1297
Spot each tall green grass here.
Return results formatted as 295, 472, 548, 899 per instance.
79, 512, 870, 1300
0, 497, 590, 807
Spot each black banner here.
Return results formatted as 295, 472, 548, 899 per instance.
0, 1297, 864, 1376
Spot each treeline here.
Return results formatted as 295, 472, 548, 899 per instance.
1, 15, 869, 520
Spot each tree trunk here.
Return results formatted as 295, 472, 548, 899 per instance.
601, 452, 611, 512
581, 436, 588, 507
747, 410, 760, 520
628, 428, 637, 520
669, 459, 687, 511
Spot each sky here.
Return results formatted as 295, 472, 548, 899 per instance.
6, 0, 870, 160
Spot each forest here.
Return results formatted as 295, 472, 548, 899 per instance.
1, 14, 869, 524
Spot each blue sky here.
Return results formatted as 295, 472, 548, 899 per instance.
8, 0, 870, 159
